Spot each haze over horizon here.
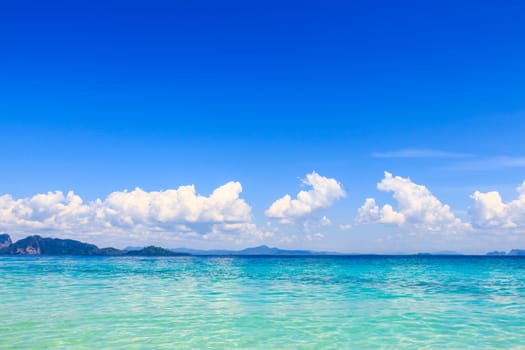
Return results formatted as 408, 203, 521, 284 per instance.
1, 0, 525, 254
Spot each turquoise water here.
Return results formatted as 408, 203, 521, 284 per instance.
1, 256, 525, 349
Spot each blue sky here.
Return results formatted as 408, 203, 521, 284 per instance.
1, 0, 524, 253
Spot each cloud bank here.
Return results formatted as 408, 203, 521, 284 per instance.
0, 182, 267, 242
2, 172, 525, 247
265, 172, 346, 223
356, 172, 470, 233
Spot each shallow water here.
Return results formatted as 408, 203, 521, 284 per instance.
1, 256, 524, 349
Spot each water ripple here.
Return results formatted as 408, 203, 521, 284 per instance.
1, 256, 525, 349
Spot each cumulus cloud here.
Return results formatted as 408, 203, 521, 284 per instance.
356, 172, 470, 233
470, 180, 525, 230
265, 172, 346, 223
0, 182, 268, 242
100, 182, 251, 227
0, 191, 92, 230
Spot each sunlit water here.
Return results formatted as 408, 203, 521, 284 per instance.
1, 256, 525, 349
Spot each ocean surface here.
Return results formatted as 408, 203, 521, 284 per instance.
1, 256, 525, 349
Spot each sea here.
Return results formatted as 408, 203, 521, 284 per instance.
1, 256, 524, 349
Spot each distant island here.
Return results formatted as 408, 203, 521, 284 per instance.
0, 234, 335, 256
0, 234, 187, 256
135, 245, 340, 256
1, 233, 525, 257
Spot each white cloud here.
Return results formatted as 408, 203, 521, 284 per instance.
0, 182, 268, 243
469, 180, 525, 230
265, 172, 346, 223
0, 191, 92, 230
356, 198, 380, 223
306, 232, 325, 241
319, 216, 332, 227
356, 172, 470, 233
279, 235, 298, 244
454, 156, 525, 170
100, 182, 251, 227
339, 224, 352, 231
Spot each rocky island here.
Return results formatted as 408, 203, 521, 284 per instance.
0, 234, 189, 257
0, 233, 12, 249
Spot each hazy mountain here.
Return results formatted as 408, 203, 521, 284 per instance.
432, 251, 463, 255
486, 251, 507, 256
0, 237, 333, 257
126, 246, 189, 256
507, 249, 525, 256
6, 234, 523, 257
169, 245, 338, 256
